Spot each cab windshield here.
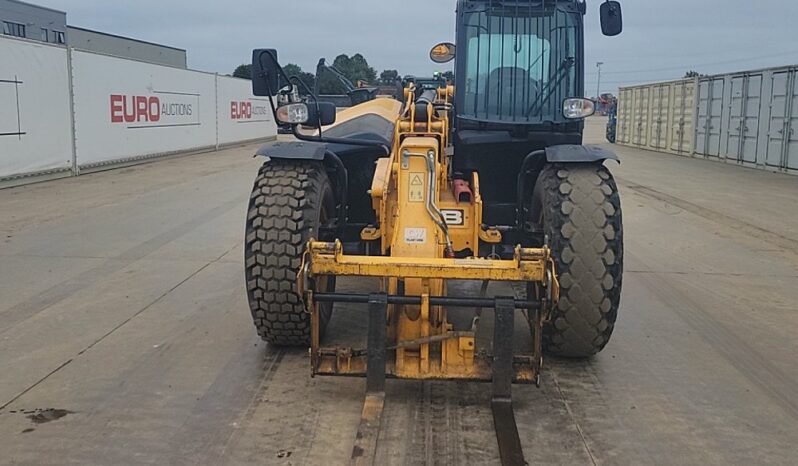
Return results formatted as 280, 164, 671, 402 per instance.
461, 4, 580, 123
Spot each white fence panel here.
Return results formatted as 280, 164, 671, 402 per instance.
0, 37, 73, 180
71, 51, 217, 167
216, 76, 276, 145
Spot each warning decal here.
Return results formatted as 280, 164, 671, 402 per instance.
409, 172, 424, 203
404, 228, 427, 244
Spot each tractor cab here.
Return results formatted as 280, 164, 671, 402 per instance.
453, 0, 620, 128
433, 0, 623, 230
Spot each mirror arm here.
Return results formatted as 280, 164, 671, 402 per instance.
256, 50, 294, 92
257, 49, 325, 138
256, 50, 296, 123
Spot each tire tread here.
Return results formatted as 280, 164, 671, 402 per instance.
244, 160, 330, 346
540, 163, 623, 357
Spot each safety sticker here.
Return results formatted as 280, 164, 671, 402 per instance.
404, 228, 427, 244
409, 173, 424, 203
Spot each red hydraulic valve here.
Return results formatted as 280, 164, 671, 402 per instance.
452, 178, 473, 204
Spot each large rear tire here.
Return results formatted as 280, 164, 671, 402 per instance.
244, 160, 335, 346
534, 163, 623, 358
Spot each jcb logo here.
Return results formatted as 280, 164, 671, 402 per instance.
441, 209, 464, 226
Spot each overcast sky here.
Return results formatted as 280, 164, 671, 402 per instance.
37, 0, 798, 96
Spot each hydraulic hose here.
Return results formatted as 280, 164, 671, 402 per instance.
404, 150, 454, 257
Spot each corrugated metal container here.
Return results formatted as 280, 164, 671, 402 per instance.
696, 76, 725, 157
669, 80, 696, 154
616, 64, 798, 174
631, 85, 650, 146
722, 72, 763, 164
617, 78, 697, 155
764, 68, 798, 171
616, 88, 634, 144
647, 83, 671, 151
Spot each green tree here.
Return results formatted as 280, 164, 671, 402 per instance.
380, 69, 400, 85
283, 63, 316, 95
233, 64, 252, 80
335, 54, 377, 84
684, 70, 702, 78
316, 70, 348, 95
317, 53, 378, 94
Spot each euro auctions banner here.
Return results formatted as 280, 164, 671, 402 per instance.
109, 93, 199, 128
72, 50, 217, 166
216, 76, 276, 145
1, 40, 277, 182
0, 37, 73, 179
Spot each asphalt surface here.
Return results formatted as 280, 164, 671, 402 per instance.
2, 119, 798, 465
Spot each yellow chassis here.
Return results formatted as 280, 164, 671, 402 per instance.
301, 84, 559, 385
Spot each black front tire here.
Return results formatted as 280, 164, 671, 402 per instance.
535, 163, 624, 358
244, 160, 335, 346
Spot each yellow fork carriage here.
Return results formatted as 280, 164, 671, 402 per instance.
302, 242, 558, 466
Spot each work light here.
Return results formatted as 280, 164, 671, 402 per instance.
563, 98, 596, 119
276, 103, 309, 124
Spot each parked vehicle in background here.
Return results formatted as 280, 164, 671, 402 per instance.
596, 92, 616, 116
607, 100, 618, 143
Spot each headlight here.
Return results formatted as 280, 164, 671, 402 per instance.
276, 103, 309, 124
563, 98, 596, 119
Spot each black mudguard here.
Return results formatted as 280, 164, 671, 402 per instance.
544, 144, 619, 163
517, 145, 619, 231
254, 140, 328, 160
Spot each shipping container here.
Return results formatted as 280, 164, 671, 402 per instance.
616, 87, 634, 144
631, 86, 650, 146
764, 68, 798, 171
616, 64, 798, 174
647, 83, 671, 151
617, 78, 696, 155
696, 77, 725, 157
722, 73, 763, 165
670, 80, 696, 154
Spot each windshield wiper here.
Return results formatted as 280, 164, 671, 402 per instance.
526, 57, 575, 118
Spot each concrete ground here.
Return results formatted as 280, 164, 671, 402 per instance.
1, 119, 798, 465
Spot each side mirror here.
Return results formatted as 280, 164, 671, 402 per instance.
430, 42, 456, 64
251, 49, 281, 96
600, 1, 623, 36
307, 102, 337, 128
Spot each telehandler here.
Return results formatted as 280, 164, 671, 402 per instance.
245, 1, 624, 464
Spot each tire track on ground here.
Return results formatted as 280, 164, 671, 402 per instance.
171, 347, 287, 466
617, 179, 798, 256
629, 250, 798, 422
0, 195, 245, 336
0, 244, 239, 410
618, 178, 798, 419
